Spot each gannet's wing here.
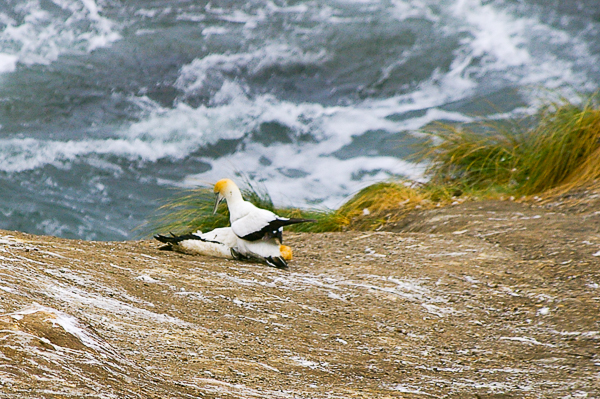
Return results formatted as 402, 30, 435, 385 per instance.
232, 209, 315, 242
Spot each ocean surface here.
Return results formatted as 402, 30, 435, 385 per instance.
0, 0, 599, 240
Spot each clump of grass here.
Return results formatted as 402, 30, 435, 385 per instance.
422, 123, 522, 196
423, 96, 600, 198
277, 182, 424, 233
518, 100, 600, 195
283, 180, 469, 233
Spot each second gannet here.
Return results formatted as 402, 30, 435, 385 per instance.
155, 227, 293, 263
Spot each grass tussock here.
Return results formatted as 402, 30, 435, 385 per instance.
147, 96, 600, 236
425, 97, 600, 197
422, 124, 522, 196
520, 101, 600, 195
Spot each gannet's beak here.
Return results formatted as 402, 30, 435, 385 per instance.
213, 193, 224, 214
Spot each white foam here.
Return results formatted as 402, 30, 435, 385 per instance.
201, 26, 228, 36
0, 130, 208, 173
0, 53, 18, 73
390, 0, 440, 23
452, 0, 532, 70
185, 146, 426, 208
0, 0, 120, 71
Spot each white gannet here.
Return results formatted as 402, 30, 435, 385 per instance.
213, 178, 314, 268
155, 227, 293, 262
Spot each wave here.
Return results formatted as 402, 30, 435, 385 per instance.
0, 82, 452, 207
0, 135, 185, 174
447, 0, 598, 93
176, 44, 328, 101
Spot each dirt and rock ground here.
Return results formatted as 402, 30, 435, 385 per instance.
0, 190, 598, 398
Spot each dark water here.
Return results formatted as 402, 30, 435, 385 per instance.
0, 0, 599, 240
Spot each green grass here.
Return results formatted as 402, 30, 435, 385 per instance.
421, 123, 522, 196
146, 96, 600, 236
424, 96, 600, 197
518, 100, 600, 195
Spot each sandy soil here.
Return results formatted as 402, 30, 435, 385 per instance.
0, 192, 598, 398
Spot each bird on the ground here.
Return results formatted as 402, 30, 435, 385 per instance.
154, 227, 293, 262
212, 178, 314, 268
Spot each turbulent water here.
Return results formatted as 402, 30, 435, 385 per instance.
0, 0, 599, 240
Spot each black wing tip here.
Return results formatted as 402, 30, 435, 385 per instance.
238, 218, 316, 242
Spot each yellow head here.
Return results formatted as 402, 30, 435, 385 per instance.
213, 178, 234, 194
213, 179, 240, 214
280, 245, 293, 261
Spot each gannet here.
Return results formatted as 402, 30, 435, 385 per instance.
213, 178, 314, 268
154, 227, 293, 262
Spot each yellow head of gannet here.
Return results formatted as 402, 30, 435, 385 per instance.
213, 178, 243, 214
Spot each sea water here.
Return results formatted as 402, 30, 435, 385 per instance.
0, 0, 598, 240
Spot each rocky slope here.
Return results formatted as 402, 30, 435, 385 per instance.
0, 194, 598, 398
